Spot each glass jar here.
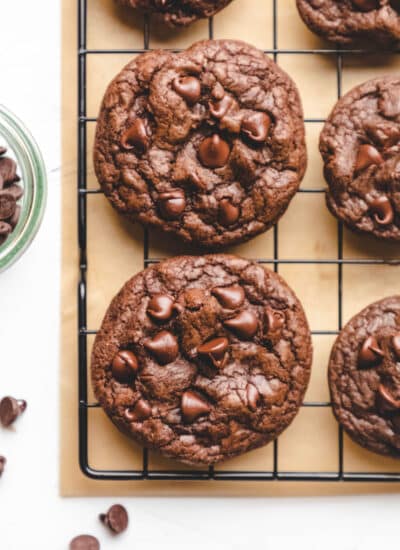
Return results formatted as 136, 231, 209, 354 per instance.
0, 106, 47, 272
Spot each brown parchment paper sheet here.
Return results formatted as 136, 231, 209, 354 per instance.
61, 0, 400, 496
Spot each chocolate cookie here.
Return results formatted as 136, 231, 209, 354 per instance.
115, 0, 233, 26
91, 255, 312, 466
296, 0, 400, 45
329, 296, 400, 457
320, 76, 400, 240
94, 39, 306, 248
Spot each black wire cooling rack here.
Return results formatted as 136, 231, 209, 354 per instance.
77, 0, 400, 482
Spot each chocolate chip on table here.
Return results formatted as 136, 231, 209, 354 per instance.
0, 192, 16, 221
99, 504, 129, 535
69, 535, 100, 550
0, 456, 6, 477
0, 396, 27, 427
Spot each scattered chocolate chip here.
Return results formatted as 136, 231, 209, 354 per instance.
0, 397, 27, 427
121, 119, 149, 151
0, 456, 6, 477
377, 384, 400, 413
246, 384, 260, 411
198, 134, 230, 168
224, 310, 258, 339
181, 390, 211, 423
392, 334, 400, 360
0, 157, 17, 188
242, 112, 271, 143
69, 535, 100, 550
209, 95, 233, 119
212, 285, 245, 310
370, 196, 394, 226
125, 399, 152, 422
5, 183, 24, 201
265, 308, 285, 334
0, 192, 16, 221
147, 294, 175, 321
358, 336, 385, 368
218, 199, 239, 226
159, 190, 186, 219
112, 350, 138, 383
99, 504, 129, 534
172, 76, 201, 105
198, 337, 229, 368
352, 0, 379, 10
144, 330, 179, 364
354, 144, 383, 174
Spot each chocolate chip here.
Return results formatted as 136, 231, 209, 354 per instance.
265, 308, 285, 335
147, 294, 175, 321
159, 190, 186, 219
0, 221, 12, 237
0, 456, 6, 477
354, 144, 383, 174
241, 112, 271, 143
112, 350, 138, 383
172, 76, 201, 105
0, 397, 27, 427
5, 183, 24, 201
121, 119, 149, 151
0, 192, 16, 221
370, 196, 394, 226
181, 390, 211, 423
144, 330, 179, 364
212, 285, 245, 310
125, 399, 152, 422
69, 535, 100, 550
377, 384, 400, 413
198, 134, 230, 168
378, 84, 400, 118
198, 337, 229, 368
99, 504, 129, 534
224, 310, 258, 339
358, 336, 384, 368
352, 0, 379, 10
392, 334, 400, 360
0, 157, 17, 188
218, 199, 239, 226
8, 205, 21, 229
246, 384, 260, 411
209, 95, 233, 119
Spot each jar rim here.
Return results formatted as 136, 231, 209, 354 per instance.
0, 105, 47, 272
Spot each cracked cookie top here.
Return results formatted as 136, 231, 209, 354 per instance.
91, 254, 312, 466
329, 296, 400, 457
320, 76, 400, 240
94, 39, 306, 248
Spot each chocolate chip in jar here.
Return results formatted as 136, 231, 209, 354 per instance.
0, 147, 24, 246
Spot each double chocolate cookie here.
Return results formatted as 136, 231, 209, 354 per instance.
94, 39, 306, 248
296, 1, 400, 45
115, 0, 233, 26
91, 255, 312, 466
320, 76, 400, 240
329, 296, 400, 458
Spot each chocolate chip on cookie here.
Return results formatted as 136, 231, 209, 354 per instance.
91, 255, 312, 466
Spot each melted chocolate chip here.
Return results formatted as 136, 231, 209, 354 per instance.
241, 112, 271, 143
69, 535, 100, 550
212, 285, 245, 310
147, 294, 175, 321
370, 196, 394, 226
0, 397, 27, 427
377, 384, 400, 412
224, 311, 258, 339
198, 134, 230, 168
392, 334, 400, 360
99, 504, 129, 534
355, 144, 383, 174
209, 95, 233, 119
144, 331, 179, 364
159, 190, 186, 219
352, 0, 379, 10
218, 199, 239, 226
173, 76, 201, 105
358, 336, 385, 368
198, 337, 229, 368
112, 350, 138, 383
181, 390, 211, 423
125, 399, 152, 422
121, 119, 149, 151
265, 308, 285, 334
246, 384, 260, 411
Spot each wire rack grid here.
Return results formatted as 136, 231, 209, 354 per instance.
77, 0, 400, 482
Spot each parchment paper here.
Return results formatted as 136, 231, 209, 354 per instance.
61, 0, 400, 496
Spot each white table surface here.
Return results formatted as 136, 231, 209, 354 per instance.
1, 1, 400, 548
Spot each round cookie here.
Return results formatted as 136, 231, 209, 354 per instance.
115, 0, 233, 26
329, 296, 400, 457
296, 0, 400, 45
91, 255, 312, 466
320, 76, 400, 241
94, 39, 306, 248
